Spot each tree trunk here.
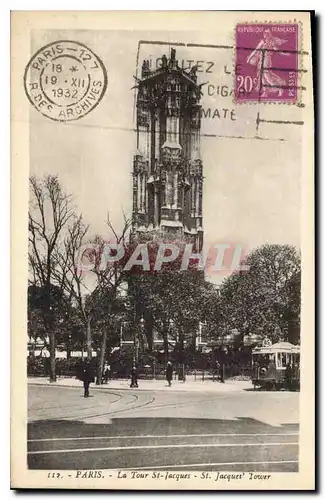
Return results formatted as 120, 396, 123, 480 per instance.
97, 328, 108, 385
86, 316, 92, 361
179, 331, 184, 358
145, 313, 153, 352
97, 303, 113, 383
49, 330, 56, 382
163, 329, 169, 364
178, 331, 185, 379
66, 339, 71, 360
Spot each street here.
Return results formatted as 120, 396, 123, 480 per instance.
28, 383, 299, 472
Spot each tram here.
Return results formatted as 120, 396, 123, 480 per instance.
251, 341, 300, 391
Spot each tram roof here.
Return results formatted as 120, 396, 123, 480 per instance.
252, 341, 300, 355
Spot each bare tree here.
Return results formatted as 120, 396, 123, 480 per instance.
29, 175, 131, 382
52, 215, 90, 355
56, 211, 131, 384
90, 213, 131, 383
28, 175, 86, 381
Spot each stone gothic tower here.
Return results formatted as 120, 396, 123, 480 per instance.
132, 48, 203, 251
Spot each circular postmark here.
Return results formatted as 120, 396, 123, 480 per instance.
24, 40, 107, 122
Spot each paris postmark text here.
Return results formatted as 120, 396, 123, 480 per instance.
24, 40, 107, 121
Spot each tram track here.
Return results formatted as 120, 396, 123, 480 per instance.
29, 389, 156, 422
79, 393, 156, 421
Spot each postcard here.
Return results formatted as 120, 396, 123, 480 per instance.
11, 10, 314, 490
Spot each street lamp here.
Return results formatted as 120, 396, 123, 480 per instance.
134, 315, 144, 365
198, 321, 202, 346
120, 321, 124, 345
169, 318, 175, 350
139, 316, 145, 357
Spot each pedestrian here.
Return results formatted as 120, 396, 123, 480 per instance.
219, 348, 227, 383
219, 361, 225, 383
102, 362, 110, 384
81, 359, 94, 398
285, 362, 293, 391
130, 365, 138, 388
166, 361, 173, 387
292, 362, 300, 391
215, 360, 220, 382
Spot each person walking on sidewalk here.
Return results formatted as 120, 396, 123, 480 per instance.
166, 361, 173, 387
130, 365, 138, 388
102, 362, 110, 384
81, 359, 95, 398
285, 362, 293, 391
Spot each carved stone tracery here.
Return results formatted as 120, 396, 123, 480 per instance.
132, 49, 204, 249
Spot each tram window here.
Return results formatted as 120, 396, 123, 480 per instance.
262, 355, 270, 366
293, 353, 300, 364
281, 353, 287, 367
253, 355, 269, 367
276, 353, 286, 368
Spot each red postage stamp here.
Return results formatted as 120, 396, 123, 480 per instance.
235, 23, 299, 103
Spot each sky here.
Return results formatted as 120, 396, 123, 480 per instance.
29, 28, 303, 283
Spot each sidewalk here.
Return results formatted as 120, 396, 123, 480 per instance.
28, 375, 252, 393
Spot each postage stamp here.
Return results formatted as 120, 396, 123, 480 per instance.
24, 40, 107, 121
235, 23, 299, 103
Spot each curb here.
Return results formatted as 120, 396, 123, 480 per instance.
28, 380, 247, 393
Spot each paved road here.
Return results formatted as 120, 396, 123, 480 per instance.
28, 384, 299, 472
